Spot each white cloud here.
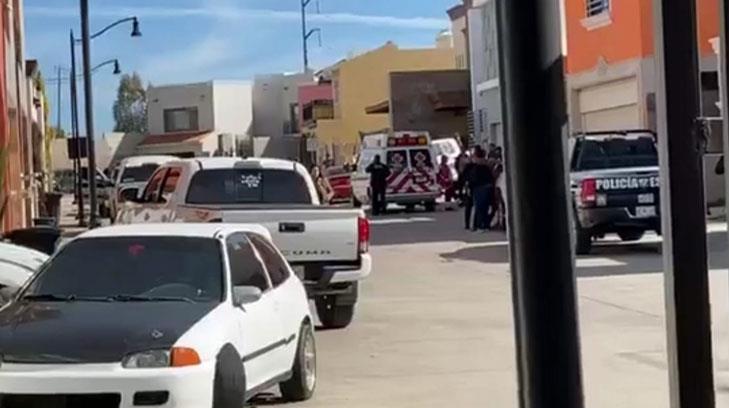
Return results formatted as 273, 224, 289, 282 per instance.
25, 5, 448, 30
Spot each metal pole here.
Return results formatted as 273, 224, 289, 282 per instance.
301, 0, 309, 72
495, 0, 584, 405
655, 0, 716, 404
80, 0, 98, 227
56, 66, 62, 136
70, 30, 85, 227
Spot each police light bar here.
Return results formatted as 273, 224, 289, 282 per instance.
387, 134, 429, 147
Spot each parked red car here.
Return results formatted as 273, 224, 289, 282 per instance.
324, 166, 353, 204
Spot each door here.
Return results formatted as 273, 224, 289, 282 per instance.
407, 148, 438, 195
249, 234, 301, 368
131, 167, 182, 223
386, 149, 410, 195
226, 233, 283, 389
578, 78, 641, 132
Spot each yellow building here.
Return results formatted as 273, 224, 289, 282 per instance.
312, 42, 456, 163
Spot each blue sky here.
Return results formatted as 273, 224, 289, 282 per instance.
25, 0, 454, 136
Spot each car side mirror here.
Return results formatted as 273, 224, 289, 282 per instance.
233, 286, 262, 306
119, 187, 141, 203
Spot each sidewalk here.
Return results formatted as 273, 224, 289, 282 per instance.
58, 194, 88, 238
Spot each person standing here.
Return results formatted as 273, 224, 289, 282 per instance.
437, 156, 455, 203
468, 146, 495, 231
366, 155, 391, 215
311, 166, 334, 204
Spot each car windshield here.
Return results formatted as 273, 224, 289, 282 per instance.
120, 164, 160, 183
22, 237, 224, 303
186, 169, 311, 205
572, 137, 658, 171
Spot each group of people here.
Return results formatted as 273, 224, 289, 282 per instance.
438, 143, 505, 232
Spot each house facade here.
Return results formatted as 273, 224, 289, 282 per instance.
139, 81, 252, 158
309, 42, 456, 164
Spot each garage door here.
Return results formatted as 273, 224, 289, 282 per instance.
578, 78, 641, 132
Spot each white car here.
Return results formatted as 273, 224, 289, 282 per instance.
0, 242, 48, 304
110, 155, 178, 219
0, 224, 316, 408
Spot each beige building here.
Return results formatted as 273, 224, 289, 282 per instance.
310, 42, 456, 164
140, 81, 252, 157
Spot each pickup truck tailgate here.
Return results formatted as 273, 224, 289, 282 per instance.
220, 209, 360, 263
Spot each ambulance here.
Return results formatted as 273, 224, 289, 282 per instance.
351, 131, 440, 211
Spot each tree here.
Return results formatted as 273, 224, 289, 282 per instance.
48, 126, 66, 139
112, 72, 147, 134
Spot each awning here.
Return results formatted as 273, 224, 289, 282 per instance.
429, 91, 470, 111
365, 100, 390, 114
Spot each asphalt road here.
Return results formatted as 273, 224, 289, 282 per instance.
253, 208, 729, 407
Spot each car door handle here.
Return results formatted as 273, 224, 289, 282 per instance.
279, 222, 305, 233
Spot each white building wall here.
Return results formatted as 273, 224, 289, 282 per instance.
147, 82, 215, 134
252, 72, 312, 139
212, 81, 253, 136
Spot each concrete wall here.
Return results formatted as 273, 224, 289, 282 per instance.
212, 81, 253, 137
389, 70, 470, 140
468, 0, 502, 146
252, 72, 312, 140
147, 82, 215, 135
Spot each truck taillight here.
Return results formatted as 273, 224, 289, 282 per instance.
358, 216, 370, 254
580, 178, 597, 207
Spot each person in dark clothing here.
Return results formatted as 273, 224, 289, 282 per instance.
467, 146, 495, 231
366, 154, 391, 215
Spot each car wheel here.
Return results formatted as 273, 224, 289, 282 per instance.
575, 226, 592, 255
618, 230, 645, 242
280, 322, 317, 401
316, 297, 355, 329
212, 345, 246, 408
424, 201, 436, 212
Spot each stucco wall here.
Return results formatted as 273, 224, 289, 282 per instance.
252, 72, 311, 139
147, 82, 215, 135
212, 81, 253, 137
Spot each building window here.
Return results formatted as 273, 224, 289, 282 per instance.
586, 0, 609, 17
164, 107, 199, 133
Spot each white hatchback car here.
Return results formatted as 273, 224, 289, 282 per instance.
0, 224, 316, 408
0, 242, 48, 304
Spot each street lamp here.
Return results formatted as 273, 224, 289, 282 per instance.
77, 2, 141, 227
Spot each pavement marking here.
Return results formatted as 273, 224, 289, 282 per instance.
576, 257, 626, 268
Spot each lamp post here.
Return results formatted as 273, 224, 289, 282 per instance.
77, 1, 140, 227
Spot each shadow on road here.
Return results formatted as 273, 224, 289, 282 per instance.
438, 230, 729, 278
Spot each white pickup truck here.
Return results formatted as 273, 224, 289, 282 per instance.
116, 157, 371, 329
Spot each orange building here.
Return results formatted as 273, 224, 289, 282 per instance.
564, 0, 719, 132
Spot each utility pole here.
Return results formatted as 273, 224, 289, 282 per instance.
301, 0, 321, 72
70, 30, 84, 226
55, 66, 62, 136
80, 0, 98, 227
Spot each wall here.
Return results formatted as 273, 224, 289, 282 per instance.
298, 82, 333, 125
389, 70, 470, 140
447, 5, 469, 69
317, 43, 457, 157
212, 81, 253, 137
147, 82, 214, 135
252, 72, 312, 139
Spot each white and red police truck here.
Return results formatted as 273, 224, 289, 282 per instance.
351, 131, 440, 211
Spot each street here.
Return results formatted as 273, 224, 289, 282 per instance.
250, 209, 729, 408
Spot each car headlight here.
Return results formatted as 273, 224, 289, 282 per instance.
122, 350, 170, 368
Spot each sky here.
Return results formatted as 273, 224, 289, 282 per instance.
25, 0, 454, 136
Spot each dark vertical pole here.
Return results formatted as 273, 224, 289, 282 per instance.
495, 0, 584, 406
80, 0, 98, 227
722, 0, 729, 280
70, 30, 84, 226
655, 0, 716, 405
301, 0, 310, 72
56, 66, 62, 136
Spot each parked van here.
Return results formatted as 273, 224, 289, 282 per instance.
351, 131, 440, 211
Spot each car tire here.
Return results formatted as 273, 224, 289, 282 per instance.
316, 297, 355, 329
424, 201, 436, 212
618, 230, 645, 242
280, 322, 317, 401
575, 226, 592, 255
212, 345, 246, 408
